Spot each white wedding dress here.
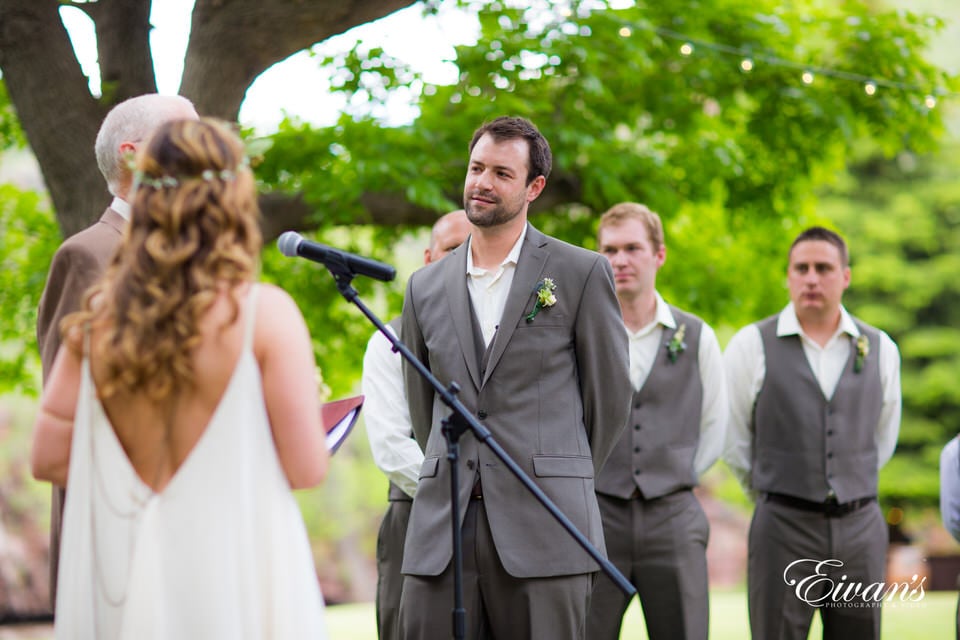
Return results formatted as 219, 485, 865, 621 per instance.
54, 285, 328, 639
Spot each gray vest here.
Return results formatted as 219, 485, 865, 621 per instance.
386, 316, 414, 503
595, 307, 703, 499
751, 315, 883, 503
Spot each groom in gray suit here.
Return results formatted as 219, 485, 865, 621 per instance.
398, 116, 632, 640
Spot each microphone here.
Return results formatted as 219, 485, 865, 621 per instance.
277, 231, 397, 282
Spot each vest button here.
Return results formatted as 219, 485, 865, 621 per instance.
634, 446, 641, 453
634, 424, 641, 431
827, 452, 833, 459
466, 459, 476, 470
634, 469, 641, 476
827, 429, 834, 436
634, 399, 642, 408
478, 410, 488, 419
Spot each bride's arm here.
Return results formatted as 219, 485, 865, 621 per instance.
32, 341, 82, 486
256, 284, 330, 490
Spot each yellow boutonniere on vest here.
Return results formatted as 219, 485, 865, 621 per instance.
666, 323, 687, 363
854, 334, 870, 373
525, 278, 558, 323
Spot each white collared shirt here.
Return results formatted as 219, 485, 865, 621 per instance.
466, 225, 527, 346
723, 303, 902, 492
626, 292, 728, 477
110, 196, 131, 221
360, 324, 423, 498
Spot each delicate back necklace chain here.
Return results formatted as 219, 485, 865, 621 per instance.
86, 329, 180, 631
84, 330, 145, 634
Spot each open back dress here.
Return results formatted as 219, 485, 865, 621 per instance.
54, 285, 328, 639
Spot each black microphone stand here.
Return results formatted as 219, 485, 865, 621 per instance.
318, 255, 635, 640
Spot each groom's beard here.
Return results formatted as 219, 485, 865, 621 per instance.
464, 190, 524, 228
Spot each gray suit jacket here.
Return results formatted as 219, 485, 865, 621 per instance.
400, 224, 631, 578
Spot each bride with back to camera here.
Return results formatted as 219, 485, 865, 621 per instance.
31, 117, 330, 639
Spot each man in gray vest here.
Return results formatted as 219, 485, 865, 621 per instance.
586, 202, 727, 640
360, 209, 470, 640
724, 226, 901, 639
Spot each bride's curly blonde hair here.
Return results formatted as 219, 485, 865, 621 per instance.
64, 117, 262, 401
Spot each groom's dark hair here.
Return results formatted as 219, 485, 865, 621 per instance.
469, 116, 552, 185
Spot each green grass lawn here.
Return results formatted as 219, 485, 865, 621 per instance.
326, 589, 957, 639
0, 589, 950, 638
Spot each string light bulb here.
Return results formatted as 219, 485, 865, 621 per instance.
619, 27, 631, 37
643, 21, 955, 106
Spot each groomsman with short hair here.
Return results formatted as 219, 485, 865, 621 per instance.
586, 202, 727, 640
723, 226, 901, 639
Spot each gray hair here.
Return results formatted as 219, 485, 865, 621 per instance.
94, 94, 198, 196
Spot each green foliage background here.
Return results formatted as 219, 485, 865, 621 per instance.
0, 184, 57, 396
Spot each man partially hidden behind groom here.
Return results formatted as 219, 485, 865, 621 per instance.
398, 116, 631, 639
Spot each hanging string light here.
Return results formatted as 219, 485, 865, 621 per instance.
611, 21, 957, 107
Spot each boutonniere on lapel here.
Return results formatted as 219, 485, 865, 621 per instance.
525, 278, 558, 323
665, 323, 687, 363
854, 334, 870, 373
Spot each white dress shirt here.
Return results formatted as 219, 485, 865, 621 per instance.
627, 292, 728, 477
723, 303, 902, 492
466, 225, 527, 346
361, 324, 423, 498
110, 196, 131, 220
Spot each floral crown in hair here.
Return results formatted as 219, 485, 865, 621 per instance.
131, 156, 250, 192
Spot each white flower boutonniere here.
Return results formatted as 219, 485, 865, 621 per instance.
665, 323, 687, 363
854, 334, 870, 373
525, 278, 557, 323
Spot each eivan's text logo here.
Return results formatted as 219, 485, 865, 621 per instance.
783, 559, 926, 608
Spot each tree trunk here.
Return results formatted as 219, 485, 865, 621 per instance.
0, 0, 417, 238
0, 0, 111, 237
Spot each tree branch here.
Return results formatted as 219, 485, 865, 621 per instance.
86, 0, 157, 100
182, 0, 418, 119
257, 172, 583, 241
